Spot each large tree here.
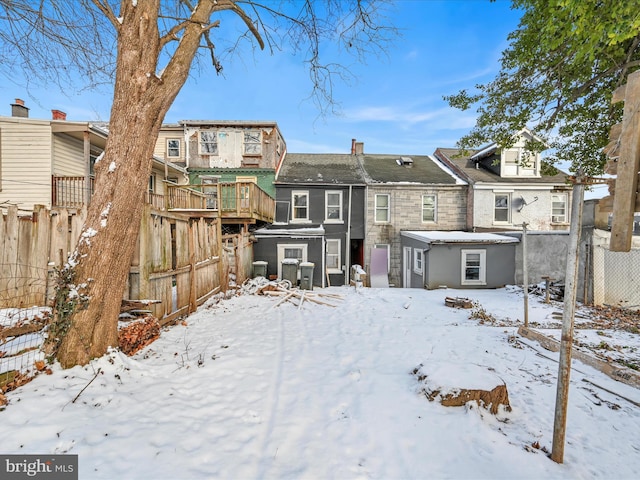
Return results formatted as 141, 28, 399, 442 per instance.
445, 0, 640, 177
0, 0, 395, 367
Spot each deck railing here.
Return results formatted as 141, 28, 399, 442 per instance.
52, 176, 94, 208
52, 177, 274, 223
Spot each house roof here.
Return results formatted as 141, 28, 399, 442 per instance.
402, 230, 519, 244
277, 153, 366, 185
359, 154, 462, 185
433, 148, 569, 185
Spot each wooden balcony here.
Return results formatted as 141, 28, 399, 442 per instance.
167, 182, 275, 223
51, 177, 274, 224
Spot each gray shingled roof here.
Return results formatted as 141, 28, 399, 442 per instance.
435, 148, 569, 185
359, 154, 458, 184
277, 153, 366, 184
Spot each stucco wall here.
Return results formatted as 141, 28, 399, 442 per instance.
473, 188, 571, 231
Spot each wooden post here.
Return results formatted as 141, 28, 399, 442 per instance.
551, 174, 585, 464
522, 222, 529, 327
541, 276, 553, 304
610, 71, 640, 252
83, 131, 92, 206
188, 218, 197, 313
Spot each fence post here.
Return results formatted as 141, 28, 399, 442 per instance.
188, 218, 197, 313
551, 174, 585, 463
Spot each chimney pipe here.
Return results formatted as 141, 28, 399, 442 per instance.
11, 98, 29, 118
52, 109, 67, 121
351, 138, 356, 155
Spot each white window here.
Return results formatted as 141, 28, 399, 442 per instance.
374, 243, 390, 272
167, 139, 180, 158
551, 193, 568, 223
502, 147, 539, 177
413, 249, 423, 274
199, 131, 218, 155
422, 194, 436, 223
325, 191, 343, 223
148, 174, 156, 193
277, 244, 307, 280
375, 194, 390, 223
292, 191, 309, 222
461, 249, 486, 285
243, 131, 261, 155
494, 193, 511, 223
326, 239, 341, 273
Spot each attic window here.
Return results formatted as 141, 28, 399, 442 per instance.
396, 157, 413, 167
243, 131, 261, 155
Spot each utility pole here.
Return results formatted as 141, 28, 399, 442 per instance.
551, 173, 585, 464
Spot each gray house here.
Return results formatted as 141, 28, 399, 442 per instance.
253, 153, 366, 287
400, 231, 519, 289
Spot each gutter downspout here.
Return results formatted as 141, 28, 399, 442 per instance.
321, 234, 326, 288
345, 184, 352, 285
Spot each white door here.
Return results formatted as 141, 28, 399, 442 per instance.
403, 246, 412, 288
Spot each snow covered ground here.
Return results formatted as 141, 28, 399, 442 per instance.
2, 285, 640, 479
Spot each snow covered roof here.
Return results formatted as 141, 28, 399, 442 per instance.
253, 226, 325, 237
402, 230, 519, 244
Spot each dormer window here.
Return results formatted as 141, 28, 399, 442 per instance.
501, 147, 540, 177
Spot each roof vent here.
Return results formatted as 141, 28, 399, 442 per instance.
398, 156, 413, 167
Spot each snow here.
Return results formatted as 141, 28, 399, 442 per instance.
108, 161, 116, 173
2, 286, 640, 479
403, 230, 520, 243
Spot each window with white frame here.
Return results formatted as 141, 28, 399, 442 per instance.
422, 194, 436, 223
326, 239, 341, 273
199, 131, 218, 155
325, 191, 343, 222
461, 249, 486, 285
375, 194, 390, 223
494, 193, 511, 223
551, 193, 568, 223
243, 131, 261, 155
167, 138, 180, 157
277, 244, 307, 280
291, 191, 309, 222
413, 248, 423, 275
148, 174, 156, 193
374, 243, 390, 272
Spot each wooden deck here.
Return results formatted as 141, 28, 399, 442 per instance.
52, 177, 275, 224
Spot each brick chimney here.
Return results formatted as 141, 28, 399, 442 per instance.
52, 109, 67, 121
11, 98, 29, 118
354, 141, 364, 155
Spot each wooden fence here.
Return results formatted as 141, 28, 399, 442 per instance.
0, 205, 254, 324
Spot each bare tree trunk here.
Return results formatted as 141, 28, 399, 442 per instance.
55, 0, 217, 368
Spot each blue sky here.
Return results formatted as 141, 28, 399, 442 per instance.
2, 0, 522, 156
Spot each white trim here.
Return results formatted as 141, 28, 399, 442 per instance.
291, 190, 310, 223
325, 238, 342, 273
374, 193, 390, 223
461, 249, 486, 285
276, 243, 308, 280
413, 248, 423, 275
421, 194, 437, 223
325, 190, 343, 223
